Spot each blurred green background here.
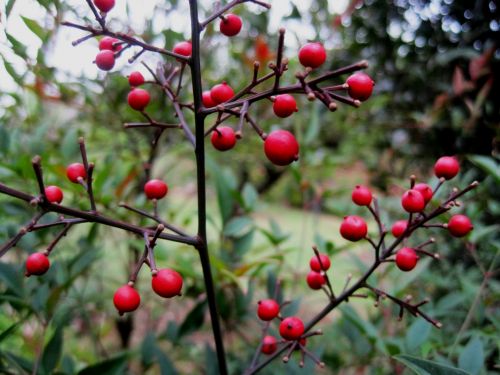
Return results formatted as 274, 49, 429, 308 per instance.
0, 0, 498, 374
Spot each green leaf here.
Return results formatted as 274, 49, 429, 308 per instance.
458, 337, 484, 375
155, 346, 178, 375
2, 57, 24, 84
467, 155, 500, 184
211, 166, 237, 224
405, 319, 431, 352
178, 300, 206, 338
223, 216, 254, 238
21, 17, 47, 41
394, 354, 472, 375
0, 262, 24, 297
141, 332, 156, 368
242, 183, 258, 211
41, 326, 64, 374
6, 0, 17, 17
6, 33, 27, 59
77, 353, 128, 375
0, 321, 22, 343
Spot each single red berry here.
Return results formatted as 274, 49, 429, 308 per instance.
257, 299, 280, 321
128, 71, 145, 87
219, 14, 242, 37
173, 41, 192, 57
113, 285, 141, 314
210, 82, 234, 104
128, 88, 150, 111
95, 50, 115, 71
395, 247, 419, 271
298, 42, 327, 69
279, 316, 304, 340
25, 252, 50, 276
93, 0, 115, 13
211, 126, 237, 151
66, 163, 86, 183
448, 214, 473, 237
346, 72, 375, 101
414, 183, 433, 204
144, 179, 168, 200
45, 186, 63, 204
151, 269, 183, 298
391, 220, 407, 237
261, 335, 278, 355
263, 130, 299, 166
99, 36, 122, 52
340, 215, 368, 241
434, 156, 460, 180
309, 253, 330, 271
273, 94, 298, 118
202, 91, 216, 108
352, 185, 373, 206
401, 189, 426, 213
306, 271, 326, 290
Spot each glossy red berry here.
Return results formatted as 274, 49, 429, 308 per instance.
298, 42, 327, 69
94, 0, 115, 13
340, 215, 368, 241
151, 269, 183, 298
113, 285, 141, 314
45, 186, 63, 204
99, 36, 122, 52
173, 41, 192, 57
447, 214, 473, 237
210, 82, 234, 104
95, 50, 115, 71
66, 163, 86, 183
128, 88, 150, 111
309, 253, 330, 271
401, 189, 425, 213
395, 247, 418, 271
128, 71, 145, 87
434, 156, 460, 180
144, 179, 168, 200
391, 220, 407, 237
202, 91, 216, 108
25, 252, 50, 276
257, 299, 280, 321
261, 335, 278, 355
352, 185, 373, 206
219, 14, 242, 37
414, 183, 433, 204
346, 72, 374, 101
211, 126, 237, 151
306, 271, 326, 290
263, 130, 299, 166
279, 317, 304, 340
273, 94, 298, 118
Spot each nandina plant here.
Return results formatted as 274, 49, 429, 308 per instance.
0, 1, 480, 374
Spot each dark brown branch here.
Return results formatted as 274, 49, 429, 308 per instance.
0, 212, 45, 258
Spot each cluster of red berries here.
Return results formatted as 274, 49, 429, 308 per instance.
306, 253, 331, 290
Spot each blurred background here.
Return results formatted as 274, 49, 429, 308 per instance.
0, 0, 498, 374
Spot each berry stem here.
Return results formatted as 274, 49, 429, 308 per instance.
45, 223, 73, 255
31, 156, 47, 201
0, 211, 45, 258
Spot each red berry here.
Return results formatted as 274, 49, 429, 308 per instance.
173, 41, 192, 57
45, 186, 63, 204
352, 185, 373, 206
447, 214, 473, 237
309, 253, 330, 271
211, 126, 237, 151
210, 82, 234, 104
279, 317, 304, 340
128, 71, 145, 87
94, 0, 115, 12
263, 130, 299, 166
202, 91, 216, 108
151, 269, 183, 298
346, 72, 374, 101
340, 215, 368, 241
391, 220, 407, 237
298, 42, 327, 69
395, 247, 418, 271
66, 163, 86, 183
95, 50, 115, 71
144, 179, 168, 200
257, 299, 280, 321
113, 285, 141, 314
414, 183, 433, 204
261, 335, 278, 355
219, 14, 242, 37
434, 156, 460, 180
401, 189, 425, 213
99, 36, 122, 51
25, 252, 50, 276
128, 88, 150, 111
306, 271, 326, 290
273, 94, 298, 118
